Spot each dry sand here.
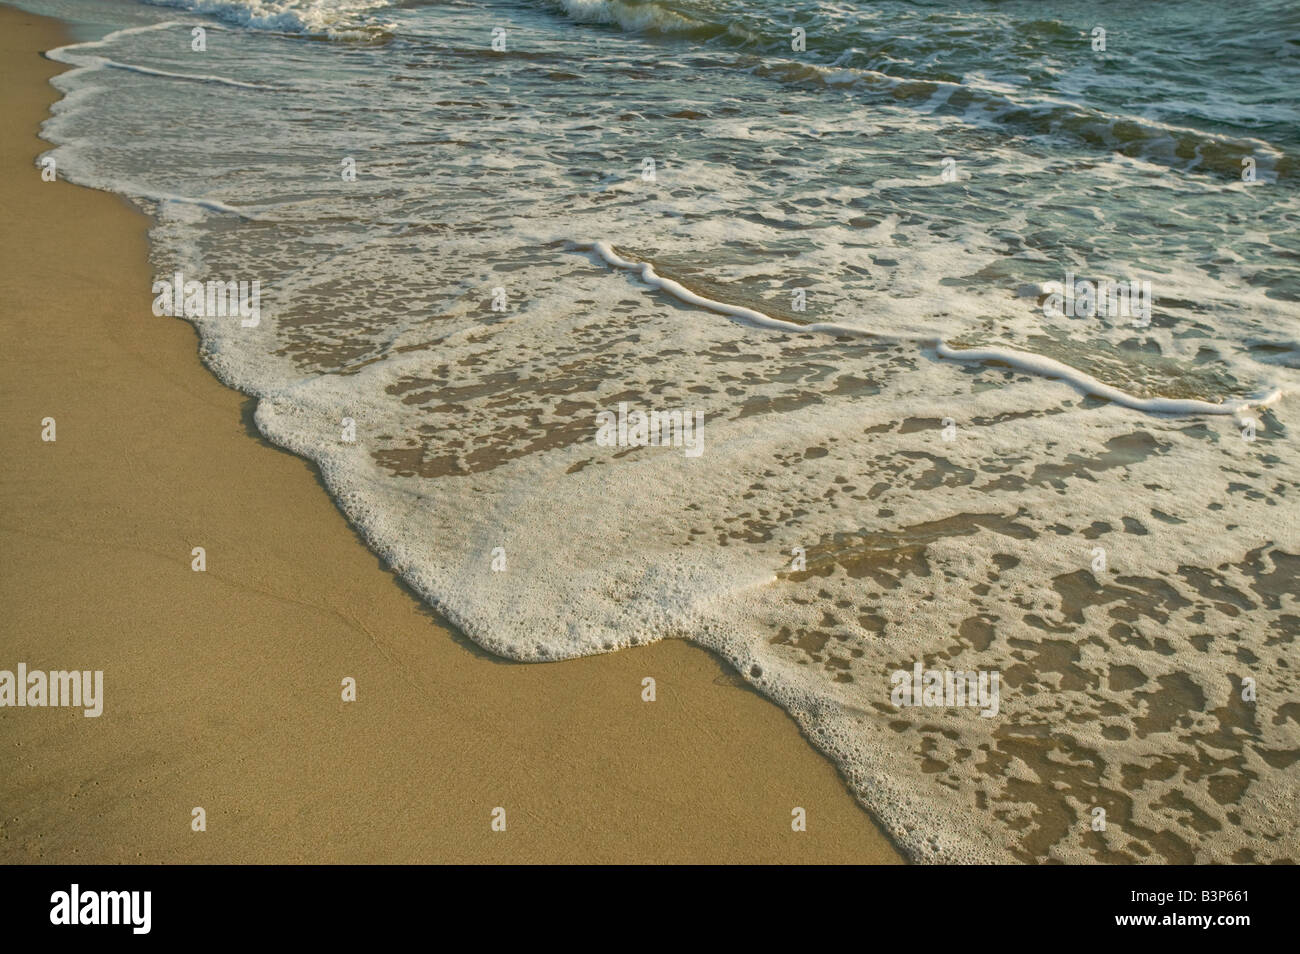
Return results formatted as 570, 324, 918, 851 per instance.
0, 4, 902, 864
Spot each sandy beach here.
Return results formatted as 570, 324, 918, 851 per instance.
0, 4, 903, 864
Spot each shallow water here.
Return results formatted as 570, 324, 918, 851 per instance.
25, 0, 1300, 862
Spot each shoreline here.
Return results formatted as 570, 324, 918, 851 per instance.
0, 3, 904, 865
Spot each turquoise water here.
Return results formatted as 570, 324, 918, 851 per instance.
25, 0, 1300, 862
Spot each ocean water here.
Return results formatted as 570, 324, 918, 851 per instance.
24, 0, 1300, 862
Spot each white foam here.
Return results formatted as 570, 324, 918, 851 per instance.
551, 0, 706, 36
100, 58, 277, 90
580, 240, 1287, 418
47, 21, 274, 90
142, 0, 394, 39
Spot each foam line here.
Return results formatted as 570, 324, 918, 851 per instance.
583, 240, 875, 338
48, 19, 186, 53
933, 342, 1282, 416
579, 240, 1285, 418
99, 59, 274, 90
47, 20, 274, 90
141, 189, 262, 218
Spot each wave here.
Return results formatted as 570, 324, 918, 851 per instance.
547, 0, 746, 41
577, 240, 1286, 418
536, 1, 1292, 180
142, 0, 395, 40
746, 58, 1290, 181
